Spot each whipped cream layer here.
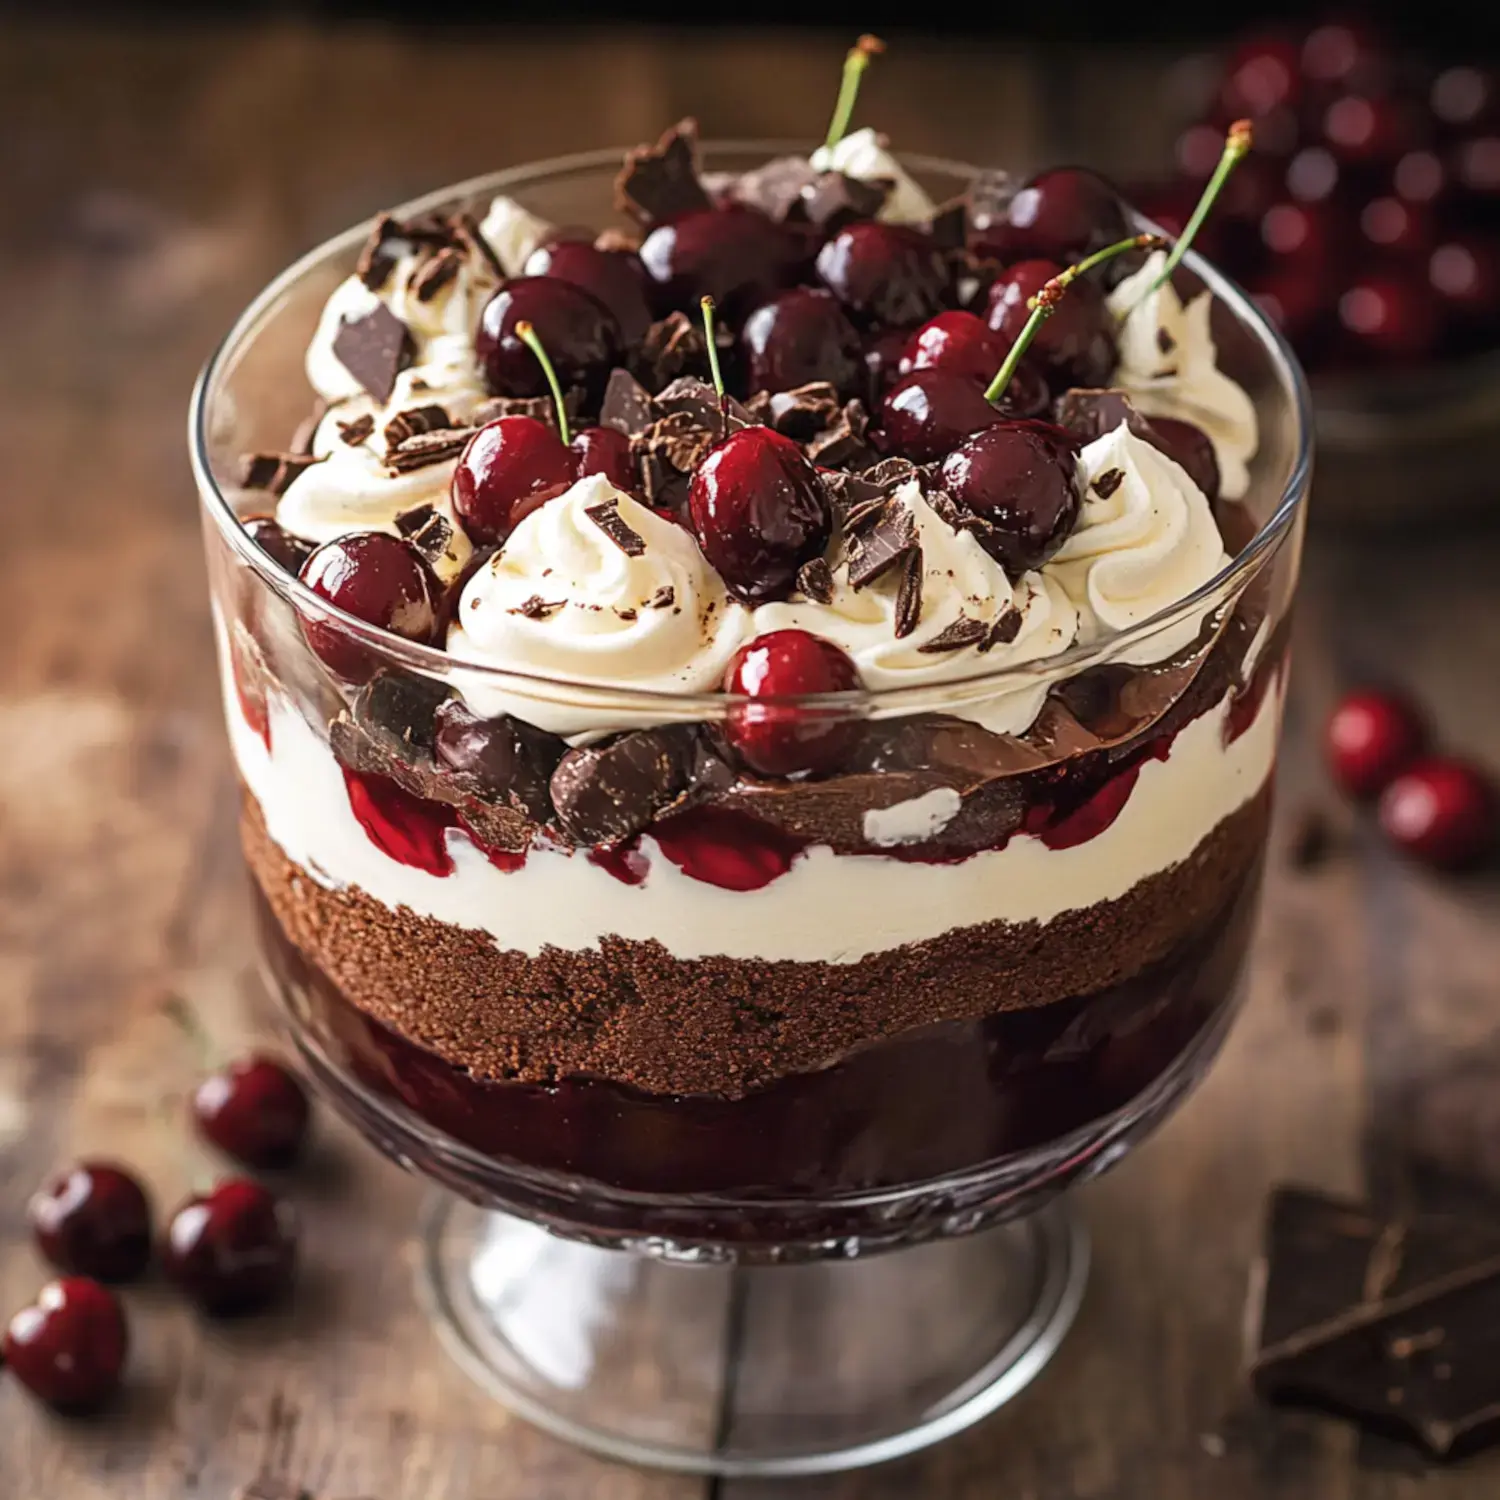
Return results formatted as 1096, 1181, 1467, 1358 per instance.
222, 638, 1281, 965
1107, 250, 1259, 500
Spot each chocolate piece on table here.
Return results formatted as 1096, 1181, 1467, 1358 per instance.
614, 118, 713, 225
330, 303, 413, 405
801, 171, 891, 231
550, 728, 693, 845
237, 451, 322, 496
600, 367, 658, 437
1248, 1186, 1500, 1460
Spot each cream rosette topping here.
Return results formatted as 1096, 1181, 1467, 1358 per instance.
755, 480, 1077, 736
809, 128, 937, 225
1050, 423, 1230, 667
450, 475, 752, 736
1106, 250, 1258, 500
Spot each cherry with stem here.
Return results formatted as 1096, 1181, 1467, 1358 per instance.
513, 319, 572, 446
823, 34, 885, 153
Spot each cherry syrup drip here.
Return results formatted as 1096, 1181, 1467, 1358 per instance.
1225, 647, 1285, 746
1027, 764, 1144, 850
342, 770, 457, 876
463, 824, 529, 873
651, 806, 808, 892
589, 844, 650, 886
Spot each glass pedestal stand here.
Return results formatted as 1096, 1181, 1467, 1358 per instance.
416, 1195, 1088, 1477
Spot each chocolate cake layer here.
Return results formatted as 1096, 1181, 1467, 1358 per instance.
241, 783, 1272, 1100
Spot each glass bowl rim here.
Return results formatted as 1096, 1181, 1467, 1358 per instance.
188, 141, 1314, 716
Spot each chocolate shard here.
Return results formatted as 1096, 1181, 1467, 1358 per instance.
917, 615, 988, 653
355, 210, 404, 291
386, 427, 474, 473
614, 118, 713, 225
1053, 387, 1154, 445
654, 376, 755, 430
433, 698, 560, 824
583, 497, 646, 556
410, 245, 463, 302
894, 548, 924, 638
846, 498, 917, 590
767, 382, 842, 441
472, 390, 583, 434
1093, 466, 1125, 499
450, 209, 505, 280
631, 409, 715, 479
352, 670, 452, 757
981, 606, 1023, 650
600, 367, 658, 437
1249, 1186, 1500, 1461
237, 451, 322, 496
806, 399, 874, 470
648, 584, 676, 610
732, 154, 820, 222
383, 403, 452, 448
405, 510, 458, 571
801, 171, 891, 231
634, 310, 732, 391
336, 412, 376, 446
331, 303, 413, 405
796, 555, 836, 605
550, 728, 694, 845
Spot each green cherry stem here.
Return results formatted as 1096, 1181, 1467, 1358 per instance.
1153, 118, 1254, 289
513, 319, 571, 446
983, 233, 1166, 405
823, 34, 886, 153
699, 295, 730, 438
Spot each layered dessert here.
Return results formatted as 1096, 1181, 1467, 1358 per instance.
212, 77, 1293, 1247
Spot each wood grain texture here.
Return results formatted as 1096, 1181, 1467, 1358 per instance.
2, 20, 1499, 1500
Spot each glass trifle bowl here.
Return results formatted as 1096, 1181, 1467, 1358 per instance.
191, 140, 1311, 1476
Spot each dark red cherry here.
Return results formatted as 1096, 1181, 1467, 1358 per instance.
1221, 33, 1300, 117
815, 221, 948, 329
569, 425, 635, 491
897, 310, 1009, 386
864, 326, 914, 404
162, 1179, 297, 1317
880, 368, 1001, 462
688, 428, 831, 604
523, 239, 654, 344
1336, 275, 1439, 363
299, 533, 440, 682
938, 422, 1082, 574
451, 415, 574, 545
476, 277, 622, 404
3, 1278, 127, 1413
740, 287, 863, 397
1145, 417, 1221, 504
1325, 690, 1426, 798
193, 1055, 311, 1170
244, 516, 314, 575
985, 260, 1116, 389
995, 167, 1128, 263
723, 629, 861, 778
638, 205, 802, 319
1379, 758, 1498, 870
29, 1164, 152, 1283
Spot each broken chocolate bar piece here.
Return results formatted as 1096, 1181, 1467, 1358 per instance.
1248, 1186, 1500, 1460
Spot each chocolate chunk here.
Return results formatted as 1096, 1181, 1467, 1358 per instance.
614, 119, 713, 225
1053, 387, 1155, 444
654, 376, 755, 431
1249, 1187, 1500, 1460
331, 303, 413, 405
767, 382, 842, 441
383, 403, 452, 447
434, 699, 559, 823
917, 615, 987, 653
632, 409, 715, 478
635, 311, 721, 390
386, 427, 473, 473
352, 670, 451, 757
806, 400, 874, 470
549, 729, 693, 844
846, 497, 917, 589
509, 595, 565, 619
801, 171, 891, 230
926, 194, 969, 250
894, 548, 924, 638
405, 509, 458, 571
1093, 467, 1125, 499
583, 497, 646, 556
336, 413, 376, 446
451, 209, 505, 280
732, 155, 820, 222
410, 245, 463, 302
355, 211, 403, 291
649, 585, 676, 609
796, 556, 836, 605
981, 607, 1022, 650
472, 390, 583, 434
1157, 324, 1177, 355
237, 451, 322, 496
600, 367, 657, 437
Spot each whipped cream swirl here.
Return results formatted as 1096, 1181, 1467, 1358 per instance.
477, 195, 557, 277
809, 129, 937, 225
1050, 423, 1230, 666
755, 480, 1078, 735
1106, 250, 1259, 500
449, 476, 752, 736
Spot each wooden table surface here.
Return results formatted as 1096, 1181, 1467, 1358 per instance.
3, 20, 1500, 1500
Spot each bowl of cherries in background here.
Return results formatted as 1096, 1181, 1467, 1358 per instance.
1125, 15, 1500, 524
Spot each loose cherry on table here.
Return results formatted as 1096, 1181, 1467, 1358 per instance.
1378, 757, 1498, 870
3, 1277, 128, 1413
722, 629, 862, 778
984, 167, 1129, 264
299, 533, 441, 682
244, 516, 314, 575
450, 415, 575, 545
815, 220, 949, 329
568, 425, 636, 491
638, 204, 802, 319
938, 422, 1083, 573
28, 1163, 153, 1283
476, 277, 622, 403
162, 1179, 298, 1317
1324, 689, 1427, 798
897, 310, 1009, 386
193, 1055, 311, 1170
739, 286, 864, 398
985, 259, 1116, 389
688, 426, 832, 603
522, 239, 655, 344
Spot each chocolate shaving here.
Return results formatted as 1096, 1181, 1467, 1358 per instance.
614, 118, 713, 225
451, 210, 505, 280
355, 211, 403, 291
336, 413, 376, 446
982, 607, 1023, 650
796, 556, 836, 605
655, 376, 755, 429
801, 171, 891, 230
767, 382, 842, 441
846, 498, 917, 589
237, 451, 321, 496
410, 245, 463, 302
331, 303, 413, 405
386, 427, 473, 473
1157, 325, 1177, 355
649, 585, 676, 609
600, 367, 657, 437
893, 548, 924, 639
616, 607, 638, 621
1093, 467, 1125, 499
383, 403, 452, 448
472, 390, 583, 434
510, 595, 566, 619
636, 311, 715, 390
583, 498, 646, 556
917, 615, 988, 653
635, 409, 716, 474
